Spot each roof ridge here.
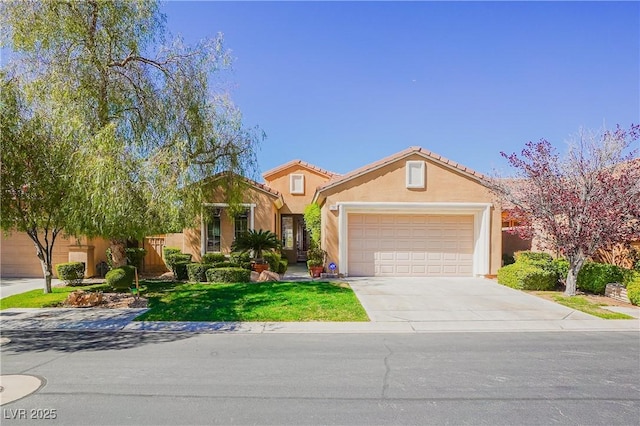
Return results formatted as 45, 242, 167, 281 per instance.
262, 159, 340, 179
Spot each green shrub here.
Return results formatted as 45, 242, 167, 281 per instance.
105, 265, 136, 291
577, 262, 624, 295
125, 247, 146, 269
229, 251, 251, 270
627, 277, 640, 306
55, 262, 85, 286
163, 247, 181, 259
186, 263, 215, 283
551, 258, 569, 283
106, 247, 147, 270
206, 267, 251, 283
212, 261, 235, 268
497, 263, 558, 291
172, 261, 190, 281
514, 251, 554, 264
201, 253, 227, 264
502, 254, 515, 266
165, 253, 192, 273
263, 252, 288, 274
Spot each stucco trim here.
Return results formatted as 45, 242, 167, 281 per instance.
336, 202, 492, 277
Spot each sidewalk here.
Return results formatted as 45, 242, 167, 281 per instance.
1, 307, 638, 334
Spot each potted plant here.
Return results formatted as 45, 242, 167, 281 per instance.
306, 246, 326, 278
231, 229, 280, 273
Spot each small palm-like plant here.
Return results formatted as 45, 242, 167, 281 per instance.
231, 229, 281, 263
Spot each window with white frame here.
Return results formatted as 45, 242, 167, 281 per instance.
290, 174, 305, 194
406, 161, 425, 188
206, 208, 222, 252
234, 209, 249, 241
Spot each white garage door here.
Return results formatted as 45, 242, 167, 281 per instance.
347, 214, 474, 277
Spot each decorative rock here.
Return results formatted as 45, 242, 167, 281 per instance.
250, 271, 260, 282
64, 290, 103, 307
257, 270, 280, 282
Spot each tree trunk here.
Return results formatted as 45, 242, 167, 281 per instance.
564, 256, 586, 296
110, 239, 128, 268
38, 257, 53, 294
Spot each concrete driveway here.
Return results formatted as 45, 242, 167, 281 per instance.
347, 276, 606, 331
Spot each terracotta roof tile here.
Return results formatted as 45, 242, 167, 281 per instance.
262, 159, 340, 180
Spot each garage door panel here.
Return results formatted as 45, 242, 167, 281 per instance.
348, 214, 474, 277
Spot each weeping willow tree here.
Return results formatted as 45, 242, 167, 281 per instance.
1, 0, 261, 276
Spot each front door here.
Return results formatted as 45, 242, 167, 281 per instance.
281, 214, 309, 264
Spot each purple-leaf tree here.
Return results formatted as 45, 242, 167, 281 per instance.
490, 125, 640, 296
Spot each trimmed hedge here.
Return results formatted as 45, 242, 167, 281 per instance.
263, 252, 288, 274
206, 267, 251, 283
577, 262, 624, 295
514, 251, 554, 264
105, 265, 136, 291
165, 253, 192, 273
229, 251, 252, 270
497, 263, 557, 291
551, 258, 569, 283
55, 262, 85, 286
186, 263, 215, 283
163, 247, 181, 259
172, 261, 190, 281
627, 276, 640, 306
201, 253, 227, 264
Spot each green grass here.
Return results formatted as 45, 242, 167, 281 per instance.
1, 280, 369, 322
0, 284, 112, 309
136, 280, 369, 322
552, 295, 634, 319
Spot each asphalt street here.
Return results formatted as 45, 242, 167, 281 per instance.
1, 330, 638, 425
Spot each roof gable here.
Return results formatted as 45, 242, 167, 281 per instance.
314, 146, 487, 198
262, 159, 339, 181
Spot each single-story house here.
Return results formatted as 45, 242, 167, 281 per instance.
1, 146, 503, 278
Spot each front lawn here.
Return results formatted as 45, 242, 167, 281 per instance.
0, 283, 111, 309
137, 281, 369, 322
1, 280, 370, 322
529, 291, 635, 319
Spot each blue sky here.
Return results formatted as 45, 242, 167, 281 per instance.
126, 2, 640, 177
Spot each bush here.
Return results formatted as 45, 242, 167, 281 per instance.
497, 263, 558, 291
165, 253, 192, 273
627, 276, 640, 306
212, 261, 235, 268
172, 261, 190, 281
186, 263, 215, 283
163, 247, 181, 259
125, 247, 146, 269
106, 247, 147, 270
105, 265, 136, 291
502, 254, 515, 266
263, 252, 288, 274
206, 267, 251, 283
229, 251, 251, 270
551, 258, 569, 283
514, 251, 554, 264
577, 262, 624, 295
201, 253, 227, 264
55, 262, 85, 286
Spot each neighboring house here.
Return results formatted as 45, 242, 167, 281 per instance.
0, 146, 503, 278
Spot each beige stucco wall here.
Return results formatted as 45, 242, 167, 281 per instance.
178, 186, 279, 261
1, 232, 109, 278
265, 165, 332, 214
319, 154, 502, 275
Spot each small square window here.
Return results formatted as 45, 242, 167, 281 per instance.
406, 161, 425, 188
290, 174, 305, 194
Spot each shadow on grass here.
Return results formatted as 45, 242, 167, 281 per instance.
0, 330, 194, 353
137, 281, 367, 322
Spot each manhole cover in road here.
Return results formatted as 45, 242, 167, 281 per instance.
0, 375, 45, 406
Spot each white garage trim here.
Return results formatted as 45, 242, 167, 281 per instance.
337, 202, 492, 277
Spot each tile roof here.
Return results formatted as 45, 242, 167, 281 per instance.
262, 159, 340, 180
316, 146, 488, 193
208, 172, 282, 198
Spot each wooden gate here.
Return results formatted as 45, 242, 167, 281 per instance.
143, 236, 168, 273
